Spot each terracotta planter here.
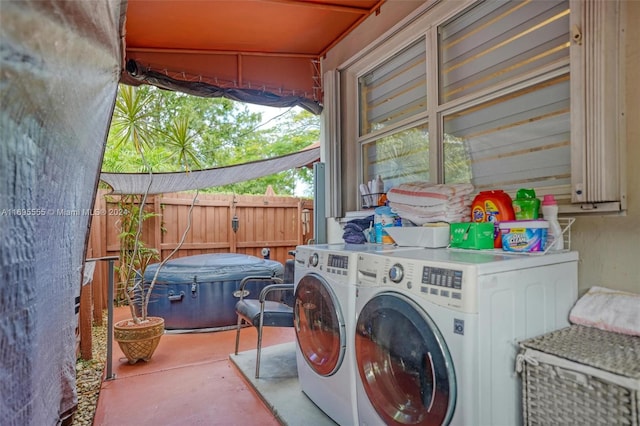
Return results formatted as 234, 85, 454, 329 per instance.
114, 316, 165, 364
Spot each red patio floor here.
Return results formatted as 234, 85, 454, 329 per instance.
93, 306, 295, 425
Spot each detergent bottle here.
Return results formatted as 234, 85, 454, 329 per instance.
512, 188, 540, 220
471, 190, 515, 248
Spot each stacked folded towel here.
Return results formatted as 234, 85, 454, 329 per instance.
387, 182, 474, 225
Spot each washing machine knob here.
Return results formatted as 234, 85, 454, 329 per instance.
309, 253, 319, 267
388, 264, 404, 283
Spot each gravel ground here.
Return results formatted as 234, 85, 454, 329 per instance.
73, 311, 108, 426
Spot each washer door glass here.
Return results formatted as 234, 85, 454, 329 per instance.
356, 292, 456, 425
294, 273, 346, 376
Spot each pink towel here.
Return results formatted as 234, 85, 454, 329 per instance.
569, 286, 640, 336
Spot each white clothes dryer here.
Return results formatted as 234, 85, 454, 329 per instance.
293, 243, 413, 426
354, 248, 578, 426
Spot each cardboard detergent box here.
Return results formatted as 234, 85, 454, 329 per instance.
449, 222, 494, 249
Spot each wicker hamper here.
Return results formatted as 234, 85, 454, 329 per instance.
517, 325, 640, 425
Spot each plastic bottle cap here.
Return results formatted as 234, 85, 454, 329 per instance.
516, 188, 536, 199
542, 194, 557, 206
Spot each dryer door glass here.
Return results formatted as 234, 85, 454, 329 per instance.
355, 292, 456, 425
294, 273, 346, 376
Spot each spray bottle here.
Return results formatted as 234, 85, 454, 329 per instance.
541, 195, 563, 251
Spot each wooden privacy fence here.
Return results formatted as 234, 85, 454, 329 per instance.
79, 189, 314, 359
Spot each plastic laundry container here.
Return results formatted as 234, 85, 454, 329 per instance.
471, 190, 515, 249
143, 253, 283, 330
499, 220, 548, 253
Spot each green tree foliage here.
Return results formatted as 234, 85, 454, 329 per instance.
443, 133, 472, 184
103, 84, 319, 195
109, 85, 157, 156
163, 116, 201, 172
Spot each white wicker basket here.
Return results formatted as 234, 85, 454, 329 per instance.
517, 325, 640, 425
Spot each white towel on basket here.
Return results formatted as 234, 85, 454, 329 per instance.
569, 286, 640, 336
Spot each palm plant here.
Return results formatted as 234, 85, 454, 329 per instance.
163, 116, 202, 172
114, 194, 159, 313
108, 84, 198, 324
108, 85, 159, 322
110, 84, 157, 157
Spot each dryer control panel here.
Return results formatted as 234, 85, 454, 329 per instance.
357, 252, 478, 313
295, 246, 357, 283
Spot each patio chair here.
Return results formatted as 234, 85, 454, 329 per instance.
234, 275, 294, 378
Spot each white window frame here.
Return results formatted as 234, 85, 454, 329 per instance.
337, 0, 625, 215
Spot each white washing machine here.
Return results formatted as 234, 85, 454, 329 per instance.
354, 248, 578, 426
293, 243, 413, 426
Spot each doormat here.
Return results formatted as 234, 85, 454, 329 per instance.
229, 342, 336, 426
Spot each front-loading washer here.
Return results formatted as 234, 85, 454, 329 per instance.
293, 243, 413, 426
354, 248, 578, 426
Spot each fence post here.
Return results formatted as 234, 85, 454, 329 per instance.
79, 275, 93, 360
229, 198, 237, 253
102, 256, 119, 381
297, 199, 303, 246
93, 192, 106, 323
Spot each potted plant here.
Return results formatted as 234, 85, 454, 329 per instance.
113, 194, 164, 364
107, 84, 201, 363
113, 191, 197, 364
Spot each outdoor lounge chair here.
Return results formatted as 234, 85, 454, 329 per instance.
234, 275, 294, 378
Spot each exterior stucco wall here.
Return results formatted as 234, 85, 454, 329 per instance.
322, 0, 425, 71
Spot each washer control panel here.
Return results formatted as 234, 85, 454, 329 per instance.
421, 266, 463, 290
419, 265, 464, 304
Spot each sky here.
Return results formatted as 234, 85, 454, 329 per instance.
245, 103, 295, 129
244, 103, 312, 197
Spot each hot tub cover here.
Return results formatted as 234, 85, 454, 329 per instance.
143, 253, 283, 284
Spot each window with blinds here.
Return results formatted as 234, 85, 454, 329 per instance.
359, 39, 427, 136
439, 0, 571, 198
443, 75, 570, 192
356, 38, 429, 191
439, 1, 570, 104
347, 0, 624, 214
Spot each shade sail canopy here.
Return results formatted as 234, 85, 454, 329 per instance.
100, 145, 320, 194
122, 0, 385, 113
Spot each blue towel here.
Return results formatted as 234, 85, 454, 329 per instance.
342, 215, 374, 244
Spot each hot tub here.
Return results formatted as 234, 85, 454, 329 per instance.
143, 253, 283, 330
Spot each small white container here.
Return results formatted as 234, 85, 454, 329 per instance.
385, 223, 450, 248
